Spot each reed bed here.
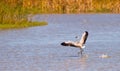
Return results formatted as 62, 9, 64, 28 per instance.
23, 0, 120, 14
0, 0, 119, 29
0, 0, 47, 29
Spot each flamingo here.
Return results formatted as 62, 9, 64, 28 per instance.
61, 31, 88, 55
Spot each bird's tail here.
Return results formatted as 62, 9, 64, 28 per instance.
81, 45, 85, 49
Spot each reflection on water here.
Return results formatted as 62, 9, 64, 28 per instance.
0, 14, 120, 71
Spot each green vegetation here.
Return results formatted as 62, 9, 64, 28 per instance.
0, 0, 119, 29
0, 21, 47, 29
0, 0, 47, 29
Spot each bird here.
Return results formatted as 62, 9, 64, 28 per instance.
61, 31, 88, 56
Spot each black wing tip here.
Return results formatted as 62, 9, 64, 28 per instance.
61, 42, 66, 46
85, 31, 88, 34
61, 42, 69, 46
84, 31, 89, 37
61, 42, 64, 45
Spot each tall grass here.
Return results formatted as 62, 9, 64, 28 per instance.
23, 0, 120, 14
0, 0, 47, 29
0, 0, 27, 24
0, 0, 119, 29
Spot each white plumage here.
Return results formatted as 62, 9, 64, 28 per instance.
61, 31, 88, 55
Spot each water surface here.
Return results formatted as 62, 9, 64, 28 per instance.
0, 14, 120, 71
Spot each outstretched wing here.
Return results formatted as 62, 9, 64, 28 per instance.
79, 31, 88, 45
61, 31, 88, 47
61, 41, 76, 47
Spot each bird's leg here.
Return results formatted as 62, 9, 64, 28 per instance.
78, 48, 84, 56
80, 48, 83, 55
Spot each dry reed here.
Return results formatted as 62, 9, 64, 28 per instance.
23, 0, 120, 13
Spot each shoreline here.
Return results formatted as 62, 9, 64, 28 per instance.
0, 21, 47, 30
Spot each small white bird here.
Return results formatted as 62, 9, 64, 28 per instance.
61, 31, 88, 55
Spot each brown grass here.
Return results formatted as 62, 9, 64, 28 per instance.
23, 0, 120, 13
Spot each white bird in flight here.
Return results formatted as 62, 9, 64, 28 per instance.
61, 31, 89, 56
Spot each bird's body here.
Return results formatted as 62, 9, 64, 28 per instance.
61, 31, 88, 55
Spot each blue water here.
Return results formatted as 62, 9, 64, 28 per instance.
0, 14, 120, 71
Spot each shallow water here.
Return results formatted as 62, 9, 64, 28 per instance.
0, 14, 120, 71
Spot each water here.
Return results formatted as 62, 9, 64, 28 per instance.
0, 14, 120, 71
